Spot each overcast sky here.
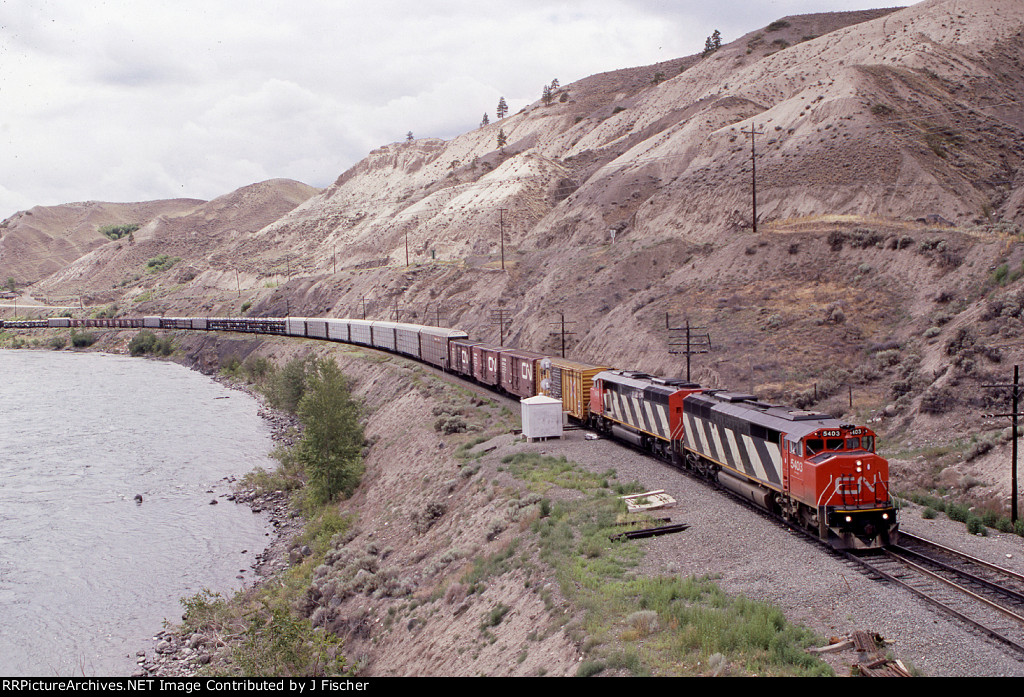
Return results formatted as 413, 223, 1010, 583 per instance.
0, 0, 917, 219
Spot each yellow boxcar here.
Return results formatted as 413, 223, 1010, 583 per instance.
538, 358, 612, 423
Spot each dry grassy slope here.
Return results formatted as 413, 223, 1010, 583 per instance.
32, 179, 318, 303
0, 198, 203, 284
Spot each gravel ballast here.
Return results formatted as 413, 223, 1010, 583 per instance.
497, 428, 1024, 677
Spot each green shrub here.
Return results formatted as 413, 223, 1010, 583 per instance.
145, 254, 181, 273
98, 223, 140, 240
946, 502, 970, 523
128, 330, 173, 357
482, 603, 511, 628
234, 605, 349, 677
576, 660, 606, 677
265, 356, 313, 413
967, 515, 988, 536
70, 330, 96, 348
296, 359, 365, 506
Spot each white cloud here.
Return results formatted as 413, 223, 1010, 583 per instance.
0, 0, 918, 218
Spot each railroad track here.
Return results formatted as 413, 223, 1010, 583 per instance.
846, 533, 1024, 657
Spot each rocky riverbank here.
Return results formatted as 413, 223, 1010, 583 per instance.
132, 375, 308, 677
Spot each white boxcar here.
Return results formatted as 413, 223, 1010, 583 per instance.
286, 318, 308, 337
326, 319, 350, 343
370, 321, 398, 351
306, 319, 328, 339
394, 323, 422, 359
348, 319, 373, 346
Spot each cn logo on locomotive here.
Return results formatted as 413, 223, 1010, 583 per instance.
836, 475, 876, 495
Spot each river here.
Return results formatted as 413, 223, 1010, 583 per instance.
0, 350, 276, 676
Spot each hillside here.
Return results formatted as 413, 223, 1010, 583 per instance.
0, 198, 204, 285
5, 0, 1024, 513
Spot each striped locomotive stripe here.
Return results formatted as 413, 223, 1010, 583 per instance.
611, 390, 669, 439
701, 418, 721, 462
683, 415, 782, 488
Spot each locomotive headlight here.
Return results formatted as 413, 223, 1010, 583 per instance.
845, 515, 852, 523
882, 513, 889, 520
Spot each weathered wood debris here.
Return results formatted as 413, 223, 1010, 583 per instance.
808, 630, 912, 677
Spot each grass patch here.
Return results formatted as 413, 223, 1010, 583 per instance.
177, 587, 351, 677
517, 452, 832, 676
501, 452, 612, 493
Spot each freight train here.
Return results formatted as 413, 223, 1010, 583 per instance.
3, 314, 898, 550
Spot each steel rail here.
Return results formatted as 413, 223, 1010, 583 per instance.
899, 532, 1024, 585
884, 547, 1024, 625
847, 550, 1024, 657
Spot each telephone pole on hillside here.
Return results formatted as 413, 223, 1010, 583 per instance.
741, 124, 765, 233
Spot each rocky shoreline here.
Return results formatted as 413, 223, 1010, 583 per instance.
132, 377, 307, 677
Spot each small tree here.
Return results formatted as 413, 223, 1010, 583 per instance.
406, 131, 414, 142
703, 29, 722, 57
297, 359, 364, 505
497, 128, 507, 151
481, 112, 489, 127
550, 78, 560, 91
542, 84, 553, 105
496, 96, 508, 119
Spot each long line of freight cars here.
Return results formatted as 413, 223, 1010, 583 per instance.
12, 315, 607, 423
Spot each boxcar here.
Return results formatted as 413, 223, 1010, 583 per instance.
348, 319, 373, 346
394, 323, 423, 359
539, 357, 611, 422
306, 319, 328, 340
370, 321, 398, 351
448, 339, 482, 378
326, 319, 349, 343
471, 344, 503, 386
499, 348, 545, 399
421, 327, 469, 369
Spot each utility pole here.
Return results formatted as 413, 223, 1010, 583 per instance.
984, 365, 1022, 523
548, 313, 577, 358
490, 308, 512, 345
498, 208, 508, 271
666, 313, 712, 382
740, 123, 764, 233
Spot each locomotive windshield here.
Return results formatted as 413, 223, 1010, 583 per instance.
804, 434, 875, 456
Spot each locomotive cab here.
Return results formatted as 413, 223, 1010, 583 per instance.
786, 428, 898, 550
